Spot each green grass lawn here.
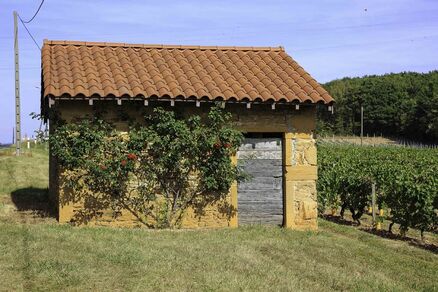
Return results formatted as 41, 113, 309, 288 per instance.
0, 145, 437, 291
0, 144, 49, 195
0, 220, 437, 291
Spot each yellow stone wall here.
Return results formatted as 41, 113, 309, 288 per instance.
52, 100, 318, 230
283, 132, 318, 230
58, 190, 234, 228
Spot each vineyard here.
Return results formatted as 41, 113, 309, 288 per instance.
317, 143, 438, 239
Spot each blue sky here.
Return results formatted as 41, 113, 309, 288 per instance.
0, 0, 437, 143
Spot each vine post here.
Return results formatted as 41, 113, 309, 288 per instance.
371, 182, 376, 228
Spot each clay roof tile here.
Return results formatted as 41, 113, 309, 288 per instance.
41, 40, 333, 104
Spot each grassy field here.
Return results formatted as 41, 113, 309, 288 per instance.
0, 145, 50, 223
0, 145, 48, 195
0, 145, 437, 291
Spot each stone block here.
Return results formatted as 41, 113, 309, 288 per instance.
301, 199, 318, 220
285, 165, 317, 181
293, 139, 317, 166
293, 180, 317, 201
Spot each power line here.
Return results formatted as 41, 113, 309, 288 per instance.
0, 66, 40, 70
21, 0, 45, 24
293, 34, 438, 53
17, 15, 41, 50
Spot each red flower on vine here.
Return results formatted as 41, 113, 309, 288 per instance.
121, 160, 127, 166
213, 142, 222, 149
100, 165, 107, 170
127, 153, 137, 160
223, 143, 231, 149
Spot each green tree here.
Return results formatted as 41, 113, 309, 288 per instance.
318, 71, 438, 142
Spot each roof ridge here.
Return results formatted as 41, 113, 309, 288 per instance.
42, 39, 285, 52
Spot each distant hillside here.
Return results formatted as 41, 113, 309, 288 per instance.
317, 71, 438, 142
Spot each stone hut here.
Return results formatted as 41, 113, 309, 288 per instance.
41, 40, 334, 230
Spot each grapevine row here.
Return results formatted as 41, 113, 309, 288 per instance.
317, 143, 438, 237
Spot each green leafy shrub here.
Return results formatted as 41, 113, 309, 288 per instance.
50, 106, 243, 228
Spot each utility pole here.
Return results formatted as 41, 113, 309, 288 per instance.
13, 11, 21, 156
360, 105, 364, 146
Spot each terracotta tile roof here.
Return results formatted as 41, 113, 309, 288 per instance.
41, 40, 333, 104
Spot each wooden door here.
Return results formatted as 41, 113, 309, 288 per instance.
237, 137, 283, 225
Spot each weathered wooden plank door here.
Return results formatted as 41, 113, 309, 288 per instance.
237, 137, 283, 225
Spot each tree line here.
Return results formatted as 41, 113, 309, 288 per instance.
317, 71, 438, 143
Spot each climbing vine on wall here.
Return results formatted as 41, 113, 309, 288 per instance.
50, 106, 244, 228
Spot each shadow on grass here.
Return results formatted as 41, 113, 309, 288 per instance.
10, 187, 55, 218
321, 214, 359, 226
322, 214, 437, 254
360, 228, 438, 254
